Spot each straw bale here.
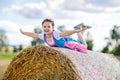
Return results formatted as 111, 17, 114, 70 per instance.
2, 45, 81, 80
56, 48, 120, 80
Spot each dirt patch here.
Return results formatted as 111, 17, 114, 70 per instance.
0, 59, 11, 79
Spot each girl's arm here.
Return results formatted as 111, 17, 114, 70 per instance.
20, 29, 39, 38
60, 29, 85, 37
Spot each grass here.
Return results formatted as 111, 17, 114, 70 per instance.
115, 56, 120, 61
106, 53, 120, 61
0, 54, 14, 59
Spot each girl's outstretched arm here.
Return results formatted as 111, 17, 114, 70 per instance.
60, 28, 86, 37
20, 29, 39, 38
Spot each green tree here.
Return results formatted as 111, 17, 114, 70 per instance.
0, 29, 9, 53
102, 45, 109, 53
57, 25, 66, 32
86, 40, 93, 50
0, 29, 9, 47
111, 44, 120, 56
101, 37, 111, 53
110, 25, 120, 55
13, 46, 18, 53
102, 25, 120, 55
110, 25, 120, 45
86, 32, 94, 50
18, 44, 23, 51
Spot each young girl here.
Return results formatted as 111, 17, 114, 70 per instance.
20, 19, 88, 53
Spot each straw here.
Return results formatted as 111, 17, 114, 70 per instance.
2, 45, 81, 80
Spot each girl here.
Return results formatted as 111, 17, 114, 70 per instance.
20, 19, 88, 53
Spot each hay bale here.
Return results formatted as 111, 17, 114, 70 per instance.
2, 45, 81, 80
56, 48, 120, 80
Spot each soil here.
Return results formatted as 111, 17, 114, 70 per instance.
0, 59, 11, 79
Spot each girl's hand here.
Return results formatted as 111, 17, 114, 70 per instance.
20, 29, 24, 34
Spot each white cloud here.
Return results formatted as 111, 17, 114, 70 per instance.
7, 33, 32, 46
24, 2, 46, 9
62, 0, 120, 13
0, 20, 34, 33
45, 0, 64, 10
2, 0, 120, 19
0, 20, 36, 45
0, 20, 20, 33
105, 7, 120, 12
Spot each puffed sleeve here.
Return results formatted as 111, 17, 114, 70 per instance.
38, 33, 44, 40
53, 30, 62, 40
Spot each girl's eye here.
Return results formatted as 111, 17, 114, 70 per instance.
48, 26, 50, 28
44, 26, 46, 28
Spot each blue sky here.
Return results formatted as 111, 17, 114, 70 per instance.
0, 0, 120, 51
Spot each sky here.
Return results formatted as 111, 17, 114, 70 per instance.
0, 0, 120, 51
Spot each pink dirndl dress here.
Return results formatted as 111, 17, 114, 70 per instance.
44, 31, 87, 53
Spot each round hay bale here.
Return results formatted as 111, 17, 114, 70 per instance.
56, 48, 120, 80
2, 45, 81, 80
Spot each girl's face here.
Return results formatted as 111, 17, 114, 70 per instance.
42, 21, 54, 35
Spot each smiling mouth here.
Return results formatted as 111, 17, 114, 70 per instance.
45, 30, 49, 32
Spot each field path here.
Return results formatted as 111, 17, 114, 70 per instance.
0, 59, 11, 79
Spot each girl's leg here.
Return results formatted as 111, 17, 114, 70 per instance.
77, 30, 87, 48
